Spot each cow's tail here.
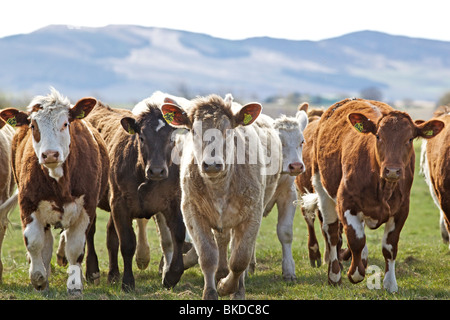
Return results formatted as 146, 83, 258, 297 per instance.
0, 189, 18, 228
294, 190, 319, 221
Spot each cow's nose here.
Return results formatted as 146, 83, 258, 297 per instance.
148, 166, 168, 180
42, 150, 60, 163
384, 167, 402, 181
202, 161, 223, 174
288, 162, 305, 175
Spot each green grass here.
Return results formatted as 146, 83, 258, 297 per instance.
0, 140, 449, 300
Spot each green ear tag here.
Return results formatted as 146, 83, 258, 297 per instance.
163, 112, 175, 124
243, 113, 253, 125
424, 129, 434, 136
76, 110, 85, 119
354, 122, 363, 133
128, 124, 135, 135
6, 116, 17, 127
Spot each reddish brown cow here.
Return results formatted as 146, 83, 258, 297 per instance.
0, 89, 109, 295
304, 98, 443, 292
420, 106, 450, 248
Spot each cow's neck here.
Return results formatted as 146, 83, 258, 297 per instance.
47, 166, 64, 181
377, 177, 398, 215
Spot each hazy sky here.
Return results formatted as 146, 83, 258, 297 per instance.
1, 0, 449, 41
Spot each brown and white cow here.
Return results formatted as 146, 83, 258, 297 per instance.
0, 89, 109, 294
86, 100, 186, 291
0, 119, 18, 282
160, 94, 281, 300
420, 106, 450, 248
294, 107, 326, 268
303, 98, 443, 292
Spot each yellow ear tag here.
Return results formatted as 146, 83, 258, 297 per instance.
424, 129, 434, 136
354, 122, 363, 133
6, 116, 17, 127
76, 110, 85, 119
128, 124, 135, 135
243, 113, 253, 125
163, 112, 175, 124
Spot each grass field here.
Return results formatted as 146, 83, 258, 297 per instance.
0, 140, 449, 300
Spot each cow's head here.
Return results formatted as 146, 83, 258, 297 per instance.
348, 111, 444, 182
0, 88, 96, 180
274, 109, 309, 176
160, 94, 261, 178
121, 103, 175, 181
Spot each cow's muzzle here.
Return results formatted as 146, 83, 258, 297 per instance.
42, 150, 61, 169
146, 166, 169, 181
287, 162, 305, 176
382, 166, 402, 182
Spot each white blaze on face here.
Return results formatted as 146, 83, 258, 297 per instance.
275, 111, 308, 175
30, 108, 71, 171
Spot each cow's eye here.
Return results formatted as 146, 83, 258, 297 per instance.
61, 122, 69, 131
30, 124, 35, 130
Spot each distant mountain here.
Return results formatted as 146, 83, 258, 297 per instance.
1, 25, 450, 105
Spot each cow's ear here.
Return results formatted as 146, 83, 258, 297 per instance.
69, 98, 97, 121
0, 108, 30, 127
348, 113, 376, 134
416, 119, 445, 139
296, 110, 309, 131
235, 102, 262, 127
120, 117, 140, 135
160, 103, 191, 128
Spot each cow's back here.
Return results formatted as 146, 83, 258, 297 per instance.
315, 99, 393, 198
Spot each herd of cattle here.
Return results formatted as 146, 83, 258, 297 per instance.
0, 88, 448, 299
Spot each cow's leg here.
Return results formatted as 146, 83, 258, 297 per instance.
85, 214, 100, 284
440, 211, 450, 245
135, 218, 150, 270
153, 213, 172, 275
160, 205, 185, 288
312, 173, 341, 286
276, 192, 297, 281
111, 200, 136, 292
341, 209, 367, 284
106, 215, 120, 284
56, 231, 68, 266
214, 229, 230, 282
0, 220, 7, 282
23, 213, 49, 290
64, 209, 90, 295
185, 211, 218, 300
217, 218, 261, 299
302, 206, 321, 267
382, 211, 407, 293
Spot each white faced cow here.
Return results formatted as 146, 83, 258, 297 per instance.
0, 89, 109, 295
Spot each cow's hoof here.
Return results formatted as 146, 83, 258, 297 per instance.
202, 288, 218, 300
